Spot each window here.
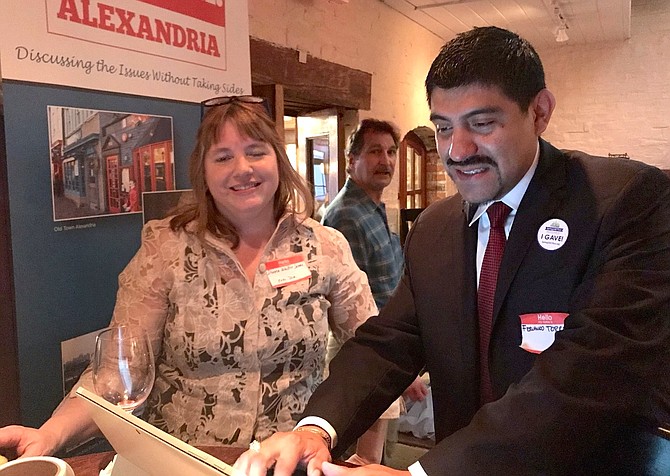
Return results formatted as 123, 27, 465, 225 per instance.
400, 132, 427, 209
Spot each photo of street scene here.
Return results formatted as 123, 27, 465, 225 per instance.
48, 106, 174, 221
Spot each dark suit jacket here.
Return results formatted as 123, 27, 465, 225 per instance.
305, 140, 670, 474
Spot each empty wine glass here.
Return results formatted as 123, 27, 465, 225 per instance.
92, 326, 155, 412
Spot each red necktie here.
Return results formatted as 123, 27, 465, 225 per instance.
478, 202, 511, 405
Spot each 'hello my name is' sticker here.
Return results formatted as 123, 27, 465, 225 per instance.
265, 255, 311, 288
519, 312, 569, 354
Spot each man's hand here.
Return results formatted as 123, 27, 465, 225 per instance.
233, 430, 332, 476
402, 378, 428, 402
322, 462, 410, 476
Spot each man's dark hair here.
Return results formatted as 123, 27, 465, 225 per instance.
346, 119, 400, 157
425, 26, 546, 110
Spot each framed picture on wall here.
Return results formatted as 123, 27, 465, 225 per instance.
48, 106, 175, 221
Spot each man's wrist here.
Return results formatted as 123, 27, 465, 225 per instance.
295, 416, 337, 449
293, 425, 332, 449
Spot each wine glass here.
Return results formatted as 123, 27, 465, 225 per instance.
92, 326, 155, 412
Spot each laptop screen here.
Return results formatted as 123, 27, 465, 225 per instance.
76, 387, 234, 476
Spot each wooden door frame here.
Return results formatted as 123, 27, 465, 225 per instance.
106, 155, 121, 213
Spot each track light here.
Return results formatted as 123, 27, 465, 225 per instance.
551, 2, 570, 43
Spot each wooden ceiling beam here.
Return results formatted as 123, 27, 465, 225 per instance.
249, 37, 371, 112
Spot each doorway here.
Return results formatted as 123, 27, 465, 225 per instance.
250, 38, 372, 219
306, 135, 329, 209
399, 131, 427, 209
106, 155, 121, 213
283, 110, 341, 219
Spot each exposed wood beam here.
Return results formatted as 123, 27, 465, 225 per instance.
249, 38, 372, 112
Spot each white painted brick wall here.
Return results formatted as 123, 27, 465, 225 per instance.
248, 0, 444, 210
540, 0, 670, 169
248, 0, 441, 132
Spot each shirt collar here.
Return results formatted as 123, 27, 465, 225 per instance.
469, 141, 540, 227
344, 178, 385, 213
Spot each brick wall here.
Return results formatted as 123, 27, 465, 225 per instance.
248, 0, 441, 139
426, 149, 457, 204
539, 0, 670, 169
248, 0, 444, 224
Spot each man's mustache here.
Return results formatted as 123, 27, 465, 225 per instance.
445, 155, 496, 168
374, 167, 393, 174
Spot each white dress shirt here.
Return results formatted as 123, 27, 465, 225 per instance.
470, 142, 540, 288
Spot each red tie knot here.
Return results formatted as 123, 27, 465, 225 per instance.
486, 202, 511, 229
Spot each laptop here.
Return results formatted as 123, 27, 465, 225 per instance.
76, 387, 234, 476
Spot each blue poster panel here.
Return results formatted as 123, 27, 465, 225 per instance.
3, 81, 199, 425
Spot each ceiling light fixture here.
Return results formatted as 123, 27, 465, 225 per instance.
551, 1, 570, 42
413, 0, 469, 9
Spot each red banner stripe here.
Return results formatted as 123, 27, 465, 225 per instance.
136, 0, 225, 27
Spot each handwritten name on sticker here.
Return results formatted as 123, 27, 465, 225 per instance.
537, 219, 569, 251
519, 312, 569, 354
265, 255, 311, 288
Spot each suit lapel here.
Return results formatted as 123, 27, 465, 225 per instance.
460, 201, 480, 365
493, 140, 569, 320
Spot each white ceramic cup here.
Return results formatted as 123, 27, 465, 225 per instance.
0, 456, 75, 476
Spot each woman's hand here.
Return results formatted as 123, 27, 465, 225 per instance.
233, 430, 332, 476
0, 425, 60, 458
0, 392, 106, 460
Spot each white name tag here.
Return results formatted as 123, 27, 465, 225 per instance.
265, 255, 311, 288
519, 312, 569, 354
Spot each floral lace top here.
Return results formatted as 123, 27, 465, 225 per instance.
74, 214, 377, 446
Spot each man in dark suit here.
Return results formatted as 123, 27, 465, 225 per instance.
235, 26, 670, 476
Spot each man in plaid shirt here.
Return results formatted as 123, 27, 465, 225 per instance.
322, 119, 427, 465
322, 119, 403, 310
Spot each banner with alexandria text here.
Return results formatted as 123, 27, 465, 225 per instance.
0, 0, 251, 102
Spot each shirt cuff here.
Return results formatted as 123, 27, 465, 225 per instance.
294, 416, 338, 449
408, 461, 428, 476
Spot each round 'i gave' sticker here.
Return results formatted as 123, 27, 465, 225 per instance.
537, 219, 569, 251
